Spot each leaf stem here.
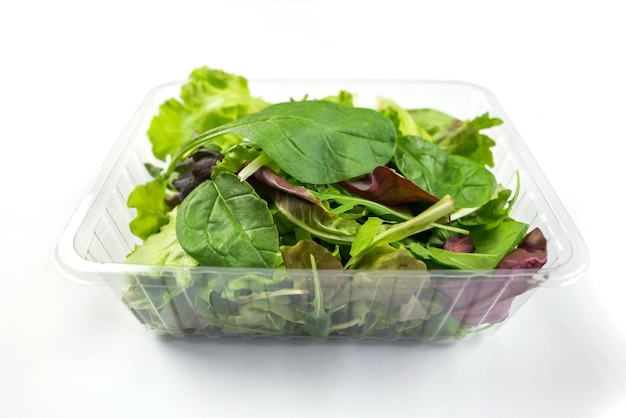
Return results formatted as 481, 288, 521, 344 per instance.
237, 151, 273, 182
369, 195, 455, 247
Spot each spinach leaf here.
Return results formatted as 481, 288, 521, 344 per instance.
168, 100, 397, 184
394, 135, 496, 208
176, 172, 279, 267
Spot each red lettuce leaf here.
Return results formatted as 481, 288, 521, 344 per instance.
434, 228, 547, 327
251, 166, 324, 207
339, 166, 439, 206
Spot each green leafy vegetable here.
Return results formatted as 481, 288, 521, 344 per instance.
340, 165, 439, 206
122, 66, 547, 340
394, 135, 497, 208
126, 207, 198, 266
409, 109, 502, 167
274, 192, 361, 245
407, 220, 529, 270
176, 172, 279, 267
281, 239, 343, 270
168, 100, 397, 184
127, 176, 170, 240
148, 67, 269, 161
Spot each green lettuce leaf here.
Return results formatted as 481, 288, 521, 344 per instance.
147, 67, 269, 161
394, 135, 497, 208
125, 207, 198, 266
378, 97, 432, 139
127, 176, 170, 240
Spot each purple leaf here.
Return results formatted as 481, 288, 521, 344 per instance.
340, 166, 439, 206
497, 228, 548, 269
251, 166, 324, 207
444, 235, 474, 253
434, 228, 547, 327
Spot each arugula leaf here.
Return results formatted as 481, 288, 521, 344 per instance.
409, 109, 502, 167
458, 187, 513, 229
168, 100, 397, 184
394, 135, 497, 208
176, 172, 279, 267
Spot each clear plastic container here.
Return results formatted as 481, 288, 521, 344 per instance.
54, 79, 588, 340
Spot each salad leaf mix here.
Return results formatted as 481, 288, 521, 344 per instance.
122, 67, 548, 339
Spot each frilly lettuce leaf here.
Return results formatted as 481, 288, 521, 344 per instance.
377, 97, 432, 139
127, 176, 170, 240
126, 207, 198, 266
147, 67, 269, 161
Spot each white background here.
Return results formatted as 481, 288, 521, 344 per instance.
2, 1, 625, 417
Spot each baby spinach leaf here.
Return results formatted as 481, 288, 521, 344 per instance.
394, 135, 496, 208
176, 173, 279, 267
168, 100, 397, 184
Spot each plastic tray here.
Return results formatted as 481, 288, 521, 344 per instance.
55, 79, 588, 340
